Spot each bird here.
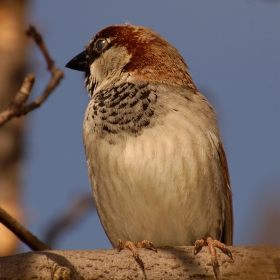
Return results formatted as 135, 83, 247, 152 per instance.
66, 24, 233, 278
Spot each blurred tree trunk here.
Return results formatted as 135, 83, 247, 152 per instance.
0, 0, 28, 255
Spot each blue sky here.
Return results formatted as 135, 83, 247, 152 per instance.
22, 0, 280, 251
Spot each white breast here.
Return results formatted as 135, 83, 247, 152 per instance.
83, 105, 225, 247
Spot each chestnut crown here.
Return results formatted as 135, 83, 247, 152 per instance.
66, 25, 196, 90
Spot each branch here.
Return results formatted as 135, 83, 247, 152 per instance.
26, 25, 54, 70
0, 25, 64, 126
0, 206, 51, 251
0, 246, 279, 279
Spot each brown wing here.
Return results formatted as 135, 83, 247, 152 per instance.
218, 141, 234, 245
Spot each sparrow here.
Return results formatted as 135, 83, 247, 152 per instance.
66, 24, 233, 278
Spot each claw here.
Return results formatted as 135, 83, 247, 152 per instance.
117, 239, 157, 269
135, 240, 157, 252
194, 236, 232, 279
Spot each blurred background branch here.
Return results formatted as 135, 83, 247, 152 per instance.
44, 193, 95, 247
0, 0, 29, 256
0, 2, 63, 255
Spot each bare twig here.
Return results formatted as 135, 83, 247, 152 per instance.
0, 206, 51, 251
26, 25, 54, 70
22, 67, 63, 114
0, 74, 35, 124
0, 25, 64, 127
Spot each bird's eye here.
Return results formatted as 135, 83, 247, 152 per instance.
95, 38, 108, 52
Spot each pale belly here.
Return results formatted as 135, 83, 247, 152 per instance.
84, 115, 225, 247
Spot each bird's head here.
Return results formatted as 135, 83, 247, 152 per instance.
66, 25, 195, 95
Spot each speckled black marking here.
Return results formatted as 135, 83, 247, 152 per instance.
89, 82, 157, 136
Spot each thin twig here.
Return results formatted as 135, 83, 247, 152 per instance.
0, 206, 51, 251
22, 68, 63, 114
0, 25, 64, 127
0, 74, 35, 124
26, 25, 54, 70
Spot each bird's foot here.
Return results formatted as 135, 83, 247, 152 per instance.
194, 236, 232, 279
117, 239, 157, 268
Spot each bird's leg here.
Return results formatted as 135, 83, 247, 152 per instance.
194, 236, 232, 279
118, 239, 157, 268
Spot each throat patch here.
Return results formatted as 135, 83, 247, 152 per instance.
88, 82, 157, 135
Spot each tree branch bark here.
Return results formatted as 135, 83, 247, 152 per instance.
0, 246, 279, 279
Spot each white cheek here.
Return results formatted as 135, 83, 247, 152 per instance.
89, 62, 100, 86
89, 46, 132, 93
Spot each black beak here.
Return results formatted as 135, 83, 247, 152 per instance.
65, 51, 88, 72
